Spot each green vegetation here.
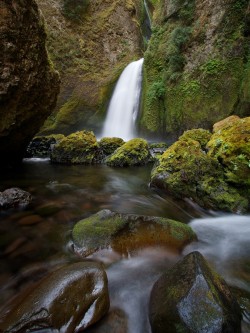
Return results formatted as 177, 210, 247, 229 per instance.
99, 137, 125, 156
140, 0, 250, 138
50, 130, 98, 164
62, 0, 90, 22
106, 138, 150, 167
150, 121, 249, 212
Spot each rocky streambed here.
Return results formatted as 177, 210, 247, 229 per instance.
0, 157, 249, 332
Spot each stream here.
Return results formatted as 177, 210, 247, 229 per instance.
0, 159, 249, 332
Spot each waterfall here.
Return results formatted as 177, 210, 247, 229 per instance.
144, 0, 151, 30
101, 58, 144, 141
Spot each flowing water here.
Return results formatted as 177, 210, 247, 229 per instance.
0, 159, 249, 332
101, 58, 144, 140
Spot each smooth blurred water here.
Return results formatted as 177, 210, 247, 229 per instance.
101, 58, 144, 140
0, 160, 249, 332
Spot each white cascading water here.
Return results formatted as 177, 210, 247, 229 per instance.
101, 58, 144, 141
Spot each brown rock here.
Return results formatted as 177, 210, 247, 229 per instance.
0, 0, 59, 166
18, 214, 43, 226
0, 262, 110, 332
213, 115, 241, 133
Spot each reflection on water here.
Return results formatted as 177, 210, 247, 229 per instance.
0, 160, 249, 332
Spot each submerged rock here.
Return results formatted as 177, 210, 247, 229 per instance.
0, 0, 59, 166
150, 122, 249, 213
72, 209, 196, 257
0, 188, 32, 209
106, 138, 150, 167
149, 251, 242, 333
50, 130, 98, 164
0, 262, 109, 333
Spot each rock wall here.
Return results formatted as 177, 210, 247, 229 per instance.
37, 0, 145, 135
0, 0, 59, 165
140, 0, 250, 139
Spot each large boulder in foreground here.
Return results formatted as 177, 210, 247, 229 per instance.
150, 125, 249, 213
50, 130, 98, 164
0, 262, 109, 333
0, 0, 59, 166
149, 251, 242, 333
106, 138, 150, 167
72, 209, 196, 257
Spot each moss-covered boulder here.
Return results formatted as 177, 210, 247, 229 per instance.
0, 0, 59, 166
50, 130, 98, 164
207, 116, 250, 186
106, 138, 150, 167
99, 137, 125, 156
72, 209, 196, 257
26, 134, 65, 158
150, 136, 248, 212
0, 262, 109, 333
140, 0, 250, 138
179, 129, 212, 150
149, 251, 242, 333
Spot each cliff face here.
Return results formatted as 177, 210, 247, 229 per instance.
37, 0, 145, 135
140, 0, 250, 139
0, 0, 59, 165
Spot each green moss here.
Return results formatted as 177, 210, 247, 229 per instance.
140, 0, 250, 138
150, 135, 249, 212
207, 116, 250, 186
99, 137, 125, 156
72, 210, 126, 250
50, 130, 98, 164
179, 128, 212, 150
106, 138, 150, 167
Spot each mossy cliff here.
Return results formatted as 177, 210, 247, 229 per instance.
140, 0, 250, 138
0, 0, 59, 166
37, 0, 145, 135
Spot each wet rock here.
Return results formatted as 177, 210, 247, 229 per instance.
149, 142, 169, 161
106, 138, 150, 167
0, 0, 59, 166
50, 130, 98, 164
85, 308, 128, 333
25, 134, 65, 158
72, 209, 196, 257
35, 202, 62, 217
149, 251, 242, 333
0, 262, 110, 333
0, 188, 32, 209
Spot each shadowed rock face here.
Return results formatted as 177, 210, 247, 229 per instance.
0, 0, 59, 166
149, 251, 242, 333
0, 262, 110, 333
